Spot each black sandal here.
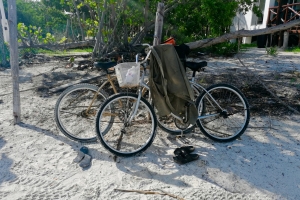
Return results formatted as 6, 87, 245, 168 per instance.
173, 153, 199, 165
174, 146, 195, 156
173, 146, 198, 164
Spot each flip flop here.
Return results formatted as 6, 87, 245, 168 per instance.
174, 146, 195, 156
173, 153, 199, 165
79, 154, 92, 168
73, 146, 89, 163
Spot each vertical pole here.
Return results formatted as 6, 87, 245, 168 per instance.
8, 0, 21, 124
282, 31, 289, 49
153, 2, 164, 46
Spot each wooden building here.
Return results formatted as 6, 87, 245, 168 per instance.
231, 0, 300, 47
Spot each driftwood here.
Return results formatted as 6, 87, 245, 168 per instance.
186, 19, 300, 49
114, 188, 185, 200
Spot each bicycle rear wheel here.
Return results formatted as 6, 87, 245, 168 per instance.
196, 83, 250, 142
95, 93, 157, 157
54, 84, 108, 143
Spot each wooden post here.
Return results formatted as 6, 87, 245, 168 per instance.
276, 0, 282, 26
8, 0, 21, 124
153, 3, 164, 46
282, 31, 289, 49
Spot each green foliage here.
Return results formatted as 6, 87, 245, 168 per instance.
266, 46, 278, 56
15, 0, 45, 27
0, 42, 10, 66
43, 33, 56, 44
9, 0, 259, 55
17, 23, 42, 42
59, 36, 68, 44
200, 0, 238, 36
165, 0, 257, 44
17, 23, 56, 45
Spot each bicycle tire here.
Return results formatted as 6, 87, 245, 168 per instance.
156, 85, 201, 135
54, 84, 108, 143
95, 93, 157, 157
195, 83, 250, 142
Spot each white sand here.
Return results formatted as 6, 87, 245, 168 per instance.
1, 48, 300, 200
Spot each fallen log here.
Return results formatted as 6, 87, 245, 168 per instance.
186, 19, 300, 49
18, 40, 95, 50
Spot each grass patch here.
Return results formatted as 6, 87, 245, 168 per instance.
285, 46, 300, 53
240, 43, 257, 48
20, 47, 93, 57
69, 48, 93, 53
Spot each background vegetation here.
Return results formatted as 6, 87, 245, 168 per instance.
1, 0, 261, 58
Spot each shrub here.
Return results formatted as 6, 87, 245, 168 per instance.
266, 46, 278, 56
204, 42, 238, 57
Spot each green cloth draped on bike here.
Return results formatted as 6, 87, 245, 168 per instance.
149, 44, 198, 126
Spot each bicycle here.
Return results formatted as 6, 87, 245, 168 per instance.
95, 44, 157, 156
95, 44, 250, 157
54, 49, 149, 144
54, 45, 200, 143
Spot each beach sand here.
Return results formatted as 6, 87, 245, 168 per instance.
1, 48, 300, 200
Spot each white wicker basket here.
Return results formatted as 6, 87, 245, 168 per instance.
115, 62, 140, 88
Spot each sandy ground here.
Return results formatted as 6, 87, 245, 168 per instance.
1, 48, 300, 200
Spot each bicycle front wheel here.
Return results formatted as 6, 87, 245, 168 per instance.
95, 93, 157, 157
196, 83, 250, 142
54, 84, 108, 143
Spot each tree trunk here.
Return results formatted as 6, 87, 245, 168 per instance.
8, 0, 21, 124
153, 3, 164, 46
72, 0, 85, 41
93, 0, 108, 57
122, 0, 128, 46
65, 18, 70, 42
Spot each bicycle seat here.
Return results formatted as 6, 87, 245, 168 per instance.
185, 61, 207, 72
93, 61, 117, 74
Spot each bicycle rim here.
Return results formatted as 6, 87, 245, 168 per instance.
96, 93, 157, 157
196, 84, 250, 142
54, 84, 108, 143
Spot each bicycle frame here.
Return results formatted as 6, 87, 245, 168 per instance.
127, 44, 151, 124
